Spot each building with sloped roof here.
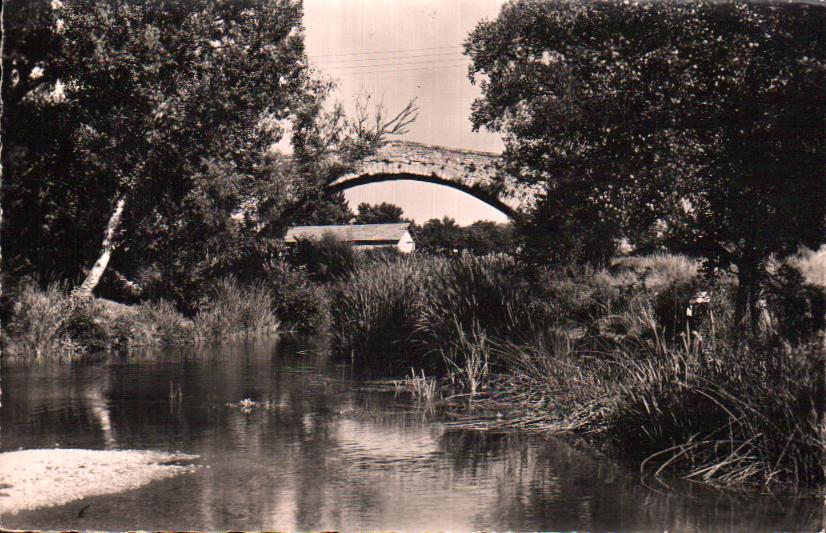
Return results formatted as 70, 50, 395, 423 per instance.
284, 223, 415, 253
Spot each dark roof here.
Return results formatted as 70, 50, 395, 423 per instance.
284, 223, 411, 243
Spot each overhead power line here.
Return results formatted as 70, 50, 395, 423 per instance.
332, 63, 473, 78
308, 45, 462, 59
312, 51, 466, 65
319, 57, 469, 72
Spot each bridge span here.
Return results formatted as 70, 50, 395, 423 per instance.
327, 141, 533, 217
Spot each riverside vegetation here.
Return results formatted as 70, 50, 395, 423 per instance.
2, 264, 328, 358
330, 250, 826, 492
4, 239, 825, 493
3, 0, 825, 501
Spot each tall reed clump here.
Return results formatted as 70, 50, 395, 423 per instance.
329, 256, 427, 367
330, 253, 543, 385
193, 276, 278, 339
416, 254, 541, 377
602, 334, 824, 489
4, 283, 71, 358
127, 300, 195, 346
501, 297, 825, 491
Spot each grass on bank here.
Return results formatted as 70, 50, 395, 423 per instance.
329, 252, 826, 491
4, 276, 283, 357
503, 312, 824, 490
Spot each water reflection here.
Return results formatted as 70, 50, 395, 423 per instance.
1, 338, 822, 531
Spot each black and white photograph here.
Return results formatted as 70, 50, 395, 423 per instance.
1, 0, 825, 531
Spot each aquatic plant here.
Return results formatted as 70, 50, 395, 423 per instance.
395, 368, 439, 404
329, 256, 427, 367
193, 276, 279, 339
496, 303, 826, 491
5, 283, 68, 357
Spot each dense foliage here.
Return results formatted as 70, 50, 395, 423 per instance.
2, 0, 92, 283
330, 252, 826, 489
413, 217, 516, 256
353, 202, 407, 224
3, 0, 417, 314
466, 0, 826, 324
3, 0, 315, 293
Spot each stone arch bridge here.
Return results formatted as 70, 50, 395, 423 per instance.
327, 141, 535, 218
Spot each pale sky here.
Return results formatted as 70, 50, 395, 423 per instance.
302, 0, 510, 224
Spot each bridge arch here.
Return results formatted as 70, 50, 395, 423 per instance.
327, 172, 518, 219
326, 141, 531, 219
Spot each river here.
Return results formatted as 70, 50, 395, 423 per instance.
1, 337, 822, 531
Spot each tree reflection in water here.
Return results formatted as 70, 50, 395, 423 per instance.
1, 339, 821, 532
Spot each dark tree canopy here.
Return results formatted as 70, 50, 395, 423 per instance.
292, 192, 355, 226
466, 0, 826, 321
414, 217, 515, 256
3, 0, 316, 294
1, 0, 95, 283
354, 202, 407, 225
3, 0, 417, 307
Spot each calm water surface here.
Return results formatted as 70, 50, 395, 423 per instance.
1, 337, 822, 531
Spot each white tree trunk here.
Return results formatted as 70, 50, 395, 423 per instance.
75, 195, 126, 298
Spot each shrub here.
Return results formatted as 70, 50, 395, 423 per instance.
764, 264, 826, 344
194, 277, 278, 339
624, 253, 699, 292
59, 297, 114, 352
263, 260, 329, 334
5, 283, 68, 357
538, 267, 624, 327
330, 257, 425, 367
288, 233, 356, 283
537, 254, 701, 346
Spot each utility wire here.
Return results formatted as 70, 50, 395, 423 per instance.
332, 63, 473, 77
312, 51, 466, 65
308, 45, 461, 59
319, 58, 470, 72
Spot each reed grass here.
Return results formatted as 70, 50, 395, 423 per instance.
329, 256, 427, 367
193, 277, 279, 339
128, 300, 195, 346
495, 303, 825, 491
330, 252, 825, 490
394, 368, 439, 404
4, 283, 68, 357
416, 253, 541, 362
4, 277, 280, 357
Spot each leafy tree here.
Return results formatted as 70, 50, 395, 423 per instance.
414, 217, 515, 256
1, 0, 99, 284
292, 192, 355, 225
3, 0, 419, 312
466, 0, 826, 325
413, 217, 466, 255
52, 0, 314, 298
354, 202, 406, 224
464, 221, 516, 256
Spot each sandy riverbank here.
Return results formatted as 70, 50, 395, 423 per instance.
0, 448, 198, 516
